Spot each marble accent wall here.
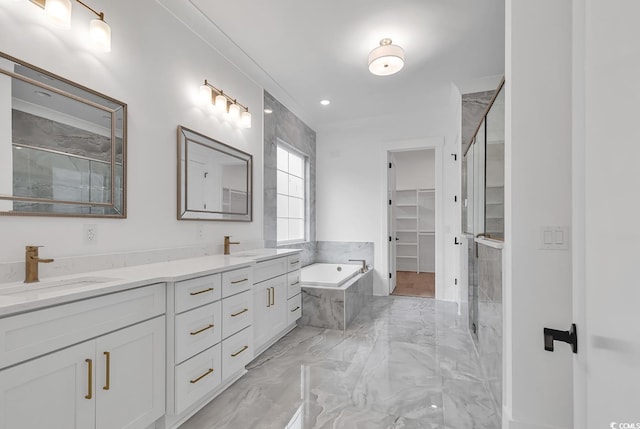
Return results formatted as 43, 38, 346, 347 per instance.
475, 244, 502, 418
461, 90, 496, 150
263, 91, 316, 263
315, 241, 374, 267
300, 270, 373, 331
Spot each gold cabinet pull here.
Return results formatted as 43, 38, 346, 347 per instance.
290, 306, 300, 312
266, 288, 271, 307
231, 308, 248, 317
85, 358, 93, 400
231, 345, 248, 357
103, 352, 110, 391
231, 278, 248, 284
290, 280, 300, 286
290, 260, 299, 265
270, 287, 275, 306
190, 324, 214, 336
190, 368, 214, 384
190, 287, 213, 296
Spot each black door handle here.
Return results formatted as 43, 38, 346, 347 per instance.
544, 324, 577, 353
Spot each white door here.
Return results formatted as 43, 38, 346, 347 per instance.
575, 1, 640, 426
0, 341, 95, 429
388, 154, 397, 293
95, 316, 165, 429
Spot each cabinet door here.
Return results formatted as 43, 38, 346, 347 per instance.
95, 316, 165, 429
271, 277, 288, 336
0, 341, 95, 429
252, 280, 274, 351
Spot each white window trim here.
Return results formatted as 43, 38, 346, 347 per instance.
276, 141, 309, 245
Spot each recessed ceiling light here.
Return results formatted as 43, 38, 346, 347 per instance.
320, 100, 330, 106
34, 91, 51, 97
264, 108, 273, 114
431, 404, 438, 409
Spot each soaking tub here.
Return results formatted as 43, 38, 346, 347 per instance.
299, 263, 373, 330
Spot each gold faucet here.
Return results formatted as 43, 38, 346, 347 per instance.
223, 236, 239, 255
25, 246, 54, 283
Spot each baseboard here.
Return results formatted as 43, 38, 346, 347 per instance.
504, 407, 571, 429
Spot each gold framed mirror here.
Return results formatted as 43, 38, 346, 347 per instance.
177, 126, 253, 222
0, 52, 127, 218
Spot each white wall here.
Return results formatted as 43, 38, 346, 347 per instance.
0, 0, 264, 264
504, 1, 573, 428
393, 149, 435, 190
316, 84, 462, 299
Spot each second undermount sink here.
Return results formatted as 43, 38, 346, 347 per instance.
0, 276, 120, 296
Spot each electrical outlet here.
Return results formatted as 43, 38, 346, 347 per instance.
84, 224, 97, 244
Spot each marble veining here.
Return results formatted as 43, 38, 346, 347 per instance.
181, 296, 500, 429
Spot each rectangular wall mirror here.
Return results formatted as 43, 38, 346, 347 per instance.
177, 126, 252, 221
0, 52, 127, 218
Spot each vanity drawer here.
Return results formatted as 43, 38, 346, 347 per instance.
222, 267, 252, 298
0, 283, 165, 370
222, 327, 253, 380
287, 255, 301, 273
253, 257, 287, 284
174, 274, 222, 314
222, 290, 252, 339
287, 270, 301, 299
287, 293, 302, 325
175, 344, 222, 414
175, 301, 222, 364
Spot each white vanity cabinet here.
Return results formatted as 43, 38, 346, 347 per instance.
252, 253, 302, 355
165, 265, 254, 428
0, 284, 166, 429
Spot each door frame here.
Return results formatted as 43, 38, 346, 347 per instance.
382, 138, 445, 297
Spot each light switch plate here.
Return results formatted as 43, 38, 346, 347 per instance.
540, 226, 569, 250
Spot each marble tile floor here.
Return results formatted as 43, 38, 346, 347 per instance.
181, 296, 500, 429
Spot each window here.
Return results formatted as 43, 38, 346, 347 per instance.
277, 145, 306, 243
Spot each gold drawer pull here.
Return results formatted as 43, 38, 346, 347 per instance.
231, 345, 249, 357
85, 358, 93, 400
266, 288, 271, 307
290, 281, 300, 286
290, 306, 300, 312
190, 287, 213, 296
290, 260, 299, 265
103, 352, 110, 391
190, 368, 214, 384
231, 278, 248, 284
190, 324, 214, 336
231, 308, 248, 317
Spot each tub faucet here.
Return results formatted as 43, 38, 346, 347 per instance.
348, 259, 368, 273
223, 236, 240, 255
25, 246, 54, 283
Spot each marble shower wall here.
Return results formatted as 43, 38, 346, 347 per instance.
461, 90, 496, 150
475, 244, 503, 418
263, 91, 317, 263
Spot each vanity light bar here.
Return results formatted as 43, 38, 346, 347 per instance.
200, 80, 252, 129
29, 0, 112, 53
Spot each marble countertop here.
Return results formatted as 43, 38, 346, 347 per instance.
0, 248, 301, 317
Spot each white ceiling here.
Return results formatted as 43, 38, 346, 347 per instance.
188, 0, 505, 129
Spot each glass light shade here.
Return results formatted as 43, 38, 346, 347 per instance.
228, 103, 241, 123
89, 18, 111, 53
44, 0, 72, 28
368, 39, 405, 76
215, 94, 227, 114
199, 84, 212, 105
240, 111, 252, 129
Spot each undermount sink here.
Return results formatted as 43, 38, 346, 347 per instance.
0, 276, 120, 296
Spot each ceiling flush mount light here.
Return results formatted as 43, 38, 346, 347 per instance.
32, 0, 112, 52
320, 99, 330, 106
200, 80, 252, 129
368, 38, 405, 76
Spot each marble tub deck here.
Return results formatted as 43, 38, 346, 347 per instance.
181, 296, 501, 429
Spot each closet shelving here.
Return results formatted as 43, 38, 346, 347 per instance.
394, 189, 435, 273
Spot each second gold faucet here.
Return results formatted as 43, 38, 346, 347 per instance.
223, 236, 240, 255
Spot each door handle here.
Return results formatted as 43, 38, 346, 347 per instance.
544, 324, 577, 353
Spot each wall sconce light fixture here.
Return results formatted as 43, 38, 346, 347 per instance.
30, 0, 112, 52
200, 80, 252, 129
